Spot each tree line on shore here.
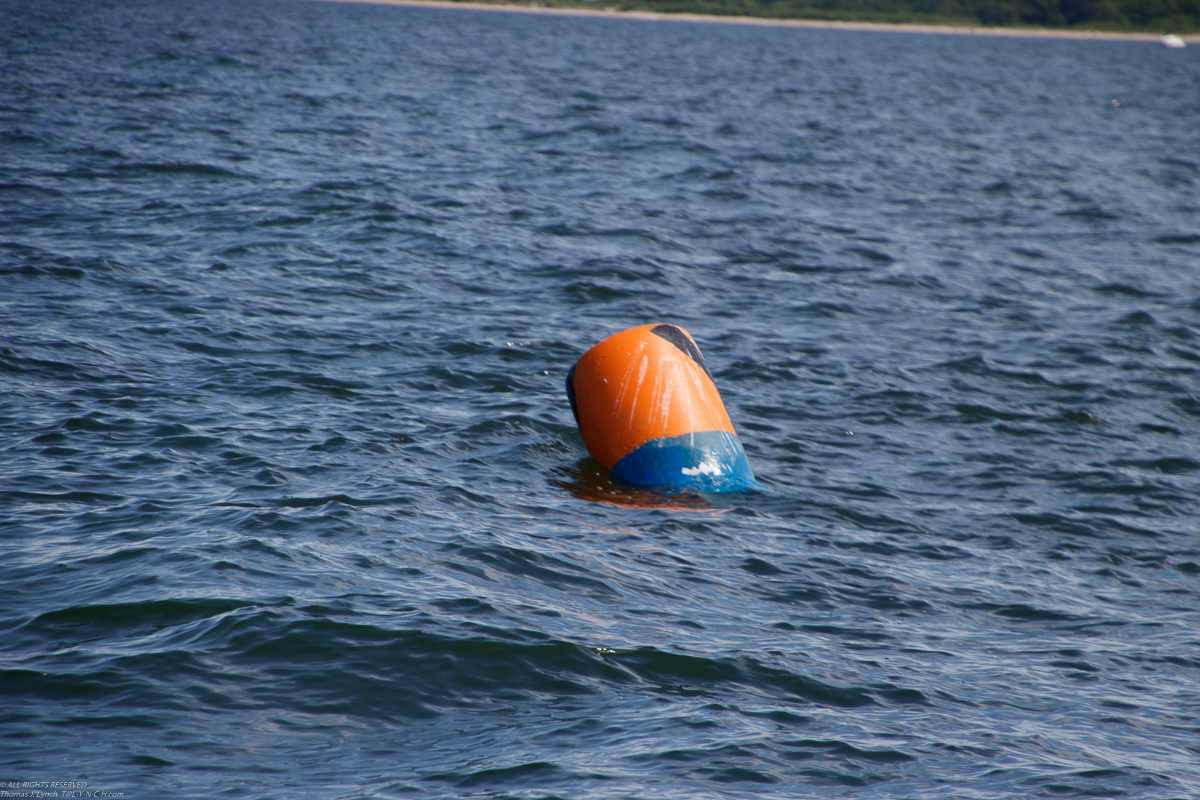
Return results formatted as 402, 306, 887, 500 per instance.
584, 0, 1200, 30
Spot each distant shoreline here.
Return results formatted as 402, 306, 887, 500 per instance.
311, 0, 1198, 42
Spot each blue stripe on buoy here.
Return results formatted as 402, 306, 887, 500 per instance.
610, 430, 762, 493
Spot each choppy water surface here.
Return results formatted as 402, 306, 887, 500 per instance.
3, 0, 1200, 797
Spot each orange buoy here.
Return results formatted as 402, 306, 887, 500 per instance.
566, 324, 760, 492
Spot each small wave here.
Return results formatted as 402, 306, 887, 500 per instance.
17, 598, 259, 646
426, 761, 571, 789
106, 162, 247, 178
1155, 233, 1200, 245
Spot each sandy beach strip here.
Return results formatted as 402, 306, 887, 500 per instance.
310, 0, 1197, 42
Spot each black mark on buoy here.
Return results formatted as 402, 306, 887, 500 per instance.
650, 324, 713, 381
565, 363, 581, 429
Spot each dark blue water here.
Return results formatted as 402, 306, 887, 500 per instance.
3, 0, 1199, 796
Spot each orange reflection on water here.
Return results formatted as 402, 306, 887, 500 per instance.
556, 458, 733, 514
